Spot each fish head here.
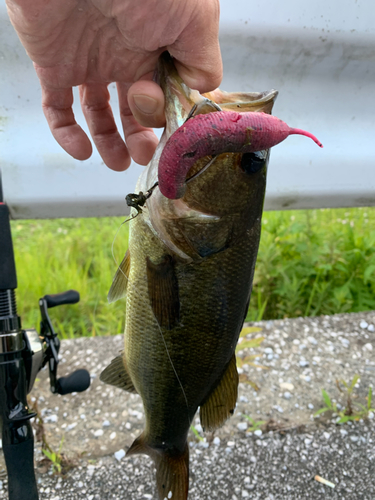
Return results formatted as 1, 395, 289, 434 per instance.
137, 53, 278, 260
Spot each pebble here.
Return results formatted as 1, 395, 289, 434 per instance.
308, 403, 314, 410
369, 412, 374, 420
273, 405, 284, 413
299, 360, 309, 367
227, 441, 235, 447
368, 324, 375, 332
280, 382, 294, 391
324, 432, 330, 439
110, 432, 117, 440
45, 414, 58, 423
360, 320, 369, 329
307, 336, 318, 345
254, 430, 262, 437
94, 429, 104, 437
283, 391, 292, 400
213, 437, 221, 445
340, 429, 348, 437
363, 343, 373, 351
264, 347, 273, 354
102, 420, 110, 427
66, 422, 77, 431
237, 422, 248, 431
0, 480, 3, 490
350, 436, 359, 442
195, 424, 203, 434
114, 449, 126, 461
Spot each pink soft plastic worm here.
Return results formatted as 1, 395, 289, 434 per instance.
158, 111, 323, 199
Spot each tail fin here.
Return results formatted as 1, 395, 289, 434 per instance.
127, 434, 189, 500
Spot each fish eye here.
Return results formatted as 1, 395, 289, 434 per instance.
240, 151, 267, 174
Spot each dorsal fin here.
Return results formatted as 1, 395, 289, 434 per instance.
199, 354, 239, 431
146, 255, 180, 330
108, 249, 131, 303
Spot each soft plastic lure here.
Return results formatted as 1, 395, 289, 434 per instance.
158, 111, 323, 199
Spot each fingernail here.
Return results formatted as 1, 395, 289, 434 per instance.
133, 95, 158, 115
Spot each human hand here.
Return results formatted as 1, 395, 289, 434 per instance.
6, 0, 222, 170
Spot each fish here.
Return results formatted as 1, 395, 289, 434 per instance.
100, 52, 321, 500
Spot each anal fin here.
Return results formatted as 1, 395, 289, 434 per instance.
108, 249, 131, 303
200, 354, 239, 431
127, 433, 189, 500
99, 354, 137, 393
146, 255, 180, 330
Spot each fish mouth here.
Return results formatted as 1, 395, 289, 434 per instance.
157, 85, 279, 199
203, 88, 279, 115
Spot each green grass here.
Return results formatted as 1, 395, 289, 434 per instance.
11, 217, 129, 338
246, 207, 375, 321
10, 207, 375, 338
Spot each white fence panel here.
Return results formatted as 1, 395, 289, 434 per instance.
1, 0, 374, 219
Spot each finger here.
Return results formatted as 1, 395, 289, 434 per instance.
41, 86, 92, 161
168, 0, 222, 93
117, 82, 159, 166
79, 83, 131, 172
128, 79, 166, 129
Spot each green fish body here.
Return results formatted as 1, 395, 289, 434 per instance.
101, 53, 277, 500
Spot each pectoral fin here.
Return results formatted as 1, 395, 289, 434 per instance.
108, 249, 131, 303
200, 354, 239, 431
146, 255, 180, 330
99, 354, 137, 393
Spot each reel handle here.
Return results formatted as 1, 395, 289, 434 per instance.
57, 369, 91, 395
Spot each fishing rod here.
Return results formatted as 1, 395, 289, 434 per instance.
0, 170, 91, 500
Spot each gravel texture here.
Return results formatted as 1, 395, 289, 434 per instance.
0, 311, 374, 499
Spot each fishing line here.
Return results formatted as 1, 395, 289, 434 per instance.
111, 214, 191, 424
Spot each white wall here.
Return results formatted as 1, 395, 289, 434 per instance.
1, 0, 374, 219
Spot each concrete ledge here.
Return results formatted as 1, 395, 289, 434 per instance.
0, 310, 374, 498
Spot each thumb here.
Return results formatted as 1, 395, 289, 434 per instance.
168, 0, 222, 93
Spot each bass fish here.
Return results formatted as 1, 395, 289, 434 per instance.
101, 53, 321, 500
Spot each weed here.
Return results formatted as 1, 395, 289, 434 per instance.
243, 415, 267, 432
246, 207, 375, 321
314, 375, 375, 424
42, 437, 65, 475
30, 399, 74, 475
190, 425, 204, 442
